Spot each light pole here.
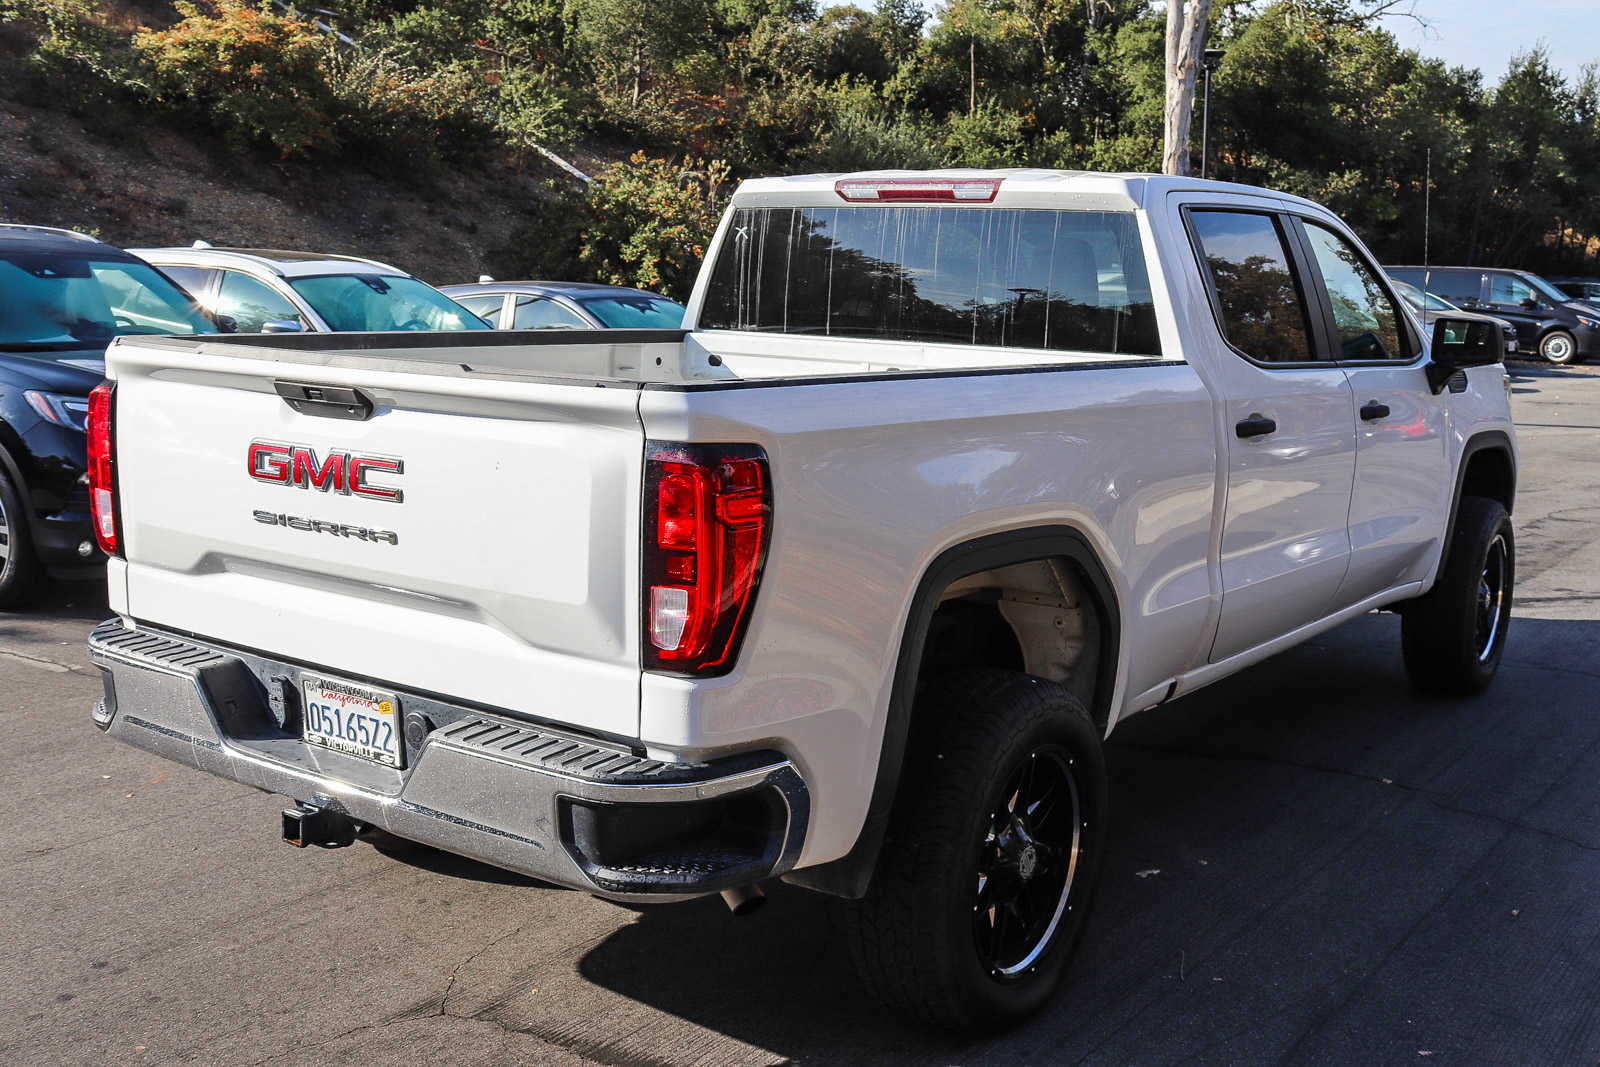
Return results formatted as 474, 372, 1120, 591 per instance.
1201, 48, 1226, 179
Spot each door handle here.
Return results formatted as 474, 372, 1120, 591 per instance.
1359, 400, 1391, 421
1235, 413, 1277, 439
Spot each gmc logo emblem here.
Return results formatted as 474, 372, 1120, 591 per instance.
248, 441, 404, 503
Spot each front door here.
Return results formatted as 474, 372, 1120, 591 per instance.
1295, 218, 1452, 605
1181, 204, 1358, 663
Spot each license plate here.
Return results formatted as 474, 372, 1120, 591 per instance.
301, 675, 402, 767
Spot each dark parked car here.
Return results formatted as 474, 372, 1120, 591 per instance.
1386, 265, 1600, 364
1389, 279, 1519, 357
439, 279, 686, 330
0, 224, 217, 606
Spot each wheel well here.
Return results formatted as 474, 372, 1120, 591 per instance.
781, 527, 1120, 899
918, 558, 1108, 729
1461, 446, 1514, 514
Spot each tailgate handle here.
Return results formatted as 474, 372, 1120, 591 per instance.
274, 381, 374, 421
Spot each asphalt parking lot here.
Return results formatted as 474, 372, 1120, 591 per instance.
4, 362, 1600, 1066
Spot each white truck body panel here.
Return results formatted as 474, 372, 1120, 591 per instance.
109, 341, 646, 738
92, 170, 1516, 895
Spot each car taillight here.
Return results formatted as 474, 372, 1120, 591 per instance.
643, 443, 771, 675
86, 382, 119, 557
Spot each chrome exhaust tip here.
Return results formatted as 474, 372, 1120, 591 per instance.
719, 883, 766, 916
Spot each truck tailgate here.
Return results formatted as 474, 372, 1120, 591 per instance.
108, 341, 645, 739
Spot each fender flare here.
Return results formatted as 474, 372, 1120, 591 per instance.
1439, 430, 1516, 570
782, 525, 1120, 899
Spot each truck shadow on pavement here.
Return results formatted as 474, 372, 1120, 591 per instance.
559, 612, 1600, 1063
0, 576, 109, 626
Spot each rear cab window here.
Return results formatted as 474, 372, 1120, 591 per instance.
699, 205, 1162, 358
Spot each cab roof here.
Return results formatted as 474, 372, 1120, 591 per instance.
728, 170, 1331, 214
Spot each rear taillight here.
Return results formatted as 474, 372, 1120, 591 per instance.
86, 382, 119, 557
643, 443, 771, 675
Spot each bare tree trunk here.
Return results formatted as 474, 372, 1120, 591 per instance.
970, 37, 976, 115
1163, 0, 1212, 176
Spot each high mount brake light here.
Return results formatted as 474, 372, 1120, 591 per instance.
834, 178, 1002, 204
643, 443, 771, 675
86, 382, 119, 557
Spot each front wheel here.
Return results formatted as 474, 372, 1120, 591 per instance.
841, 670, 1108, 1030
1401, 496, 1514, 695
1539, 329, 1578, 365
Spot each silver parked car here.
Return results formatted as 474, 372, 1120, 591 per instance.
440, 279, 685, 330
131, 244, 488, 333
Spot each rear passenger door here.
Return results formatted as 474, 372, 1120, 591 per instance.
1182, 202, 1358, 662
1295, 217, 1451, 606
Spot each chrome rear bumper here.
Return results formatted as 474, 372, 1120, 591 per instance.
88, 618, 807, 899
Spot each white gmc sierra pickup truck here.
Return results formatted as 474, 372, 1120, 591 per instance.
87, 171, 1516, 1028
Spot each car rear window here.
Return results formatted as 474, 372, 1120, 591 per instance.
699, 206, 1161, 357
578, 294, 685, 329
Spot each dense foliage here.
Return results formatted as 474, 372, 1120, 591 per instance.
4, 0, 1600, 295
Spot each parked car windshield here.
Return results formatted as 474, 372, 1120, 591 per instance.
576, 294, 686, 329
1392, 279, 1456, 313
1525, 273, 1575, 305
287, 274, 490, 332
0, 251, 216, 351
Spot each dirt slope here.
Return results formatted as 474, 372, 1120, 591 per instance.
0, 85, 565, 286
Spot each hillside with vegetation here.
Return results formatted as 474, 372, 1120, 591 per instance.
3, 0, 1600, 296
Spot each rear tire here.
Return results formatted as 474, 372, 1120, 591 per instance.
841, 670, 1108, 1031
1401, 496, 1513, 696
0, 467, 43, 610
1539, 329, 1578, 365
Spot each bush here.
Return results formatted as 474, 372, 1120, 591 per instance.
490, 153, 730, 300
938, 100, 1027, 167
135, 1, 340, 157
578, 153, 731, 297
324, 49, 491, 169
800, 80, 939, 171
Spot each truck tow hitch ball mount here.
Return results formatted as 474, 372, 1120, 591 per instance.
282, 803, 360, 849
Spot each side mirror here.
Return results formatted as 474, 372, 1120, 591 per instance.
261, 319, 305, 334
214, 314, 239, 334
1427, 316, 1503, 393
1520, 297, 1539, 310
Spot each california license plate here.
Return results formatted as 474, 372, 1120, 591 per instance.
301, 675, 402, 767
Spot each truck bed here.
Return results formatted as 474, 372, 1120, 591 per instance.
120, 327, 1170, 389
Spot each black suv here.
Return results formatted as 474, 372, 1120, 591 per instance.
1386, 265, 1600, 365
0, 225, 217, 607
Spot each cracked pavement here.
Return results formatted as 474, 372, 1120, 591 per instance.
4, 361, 1600, 1065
